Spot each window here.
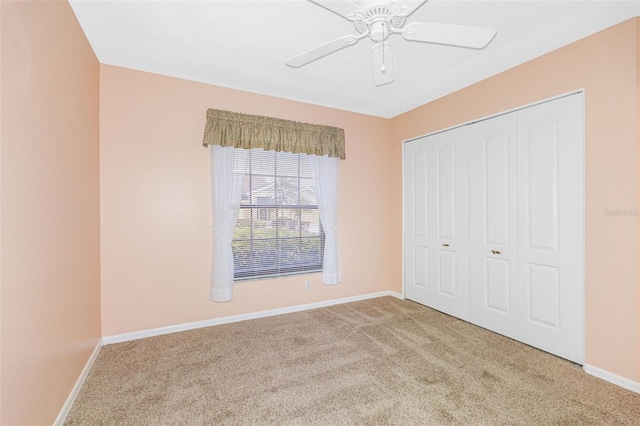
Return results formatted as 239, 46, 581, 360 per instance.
232, 148, 325, 280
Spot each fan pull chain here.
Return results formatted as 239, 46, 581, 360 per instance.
381, 23, 386, 73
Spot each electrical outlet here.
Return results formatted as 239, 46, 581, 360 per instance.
305, 281, 312, 290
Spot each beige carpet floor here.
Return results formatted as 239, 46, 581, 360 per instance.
65, 297, 640, 425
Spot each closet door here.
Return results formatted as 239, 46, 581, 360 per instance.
404, 127, 470, 320
469, 114, 519, 339
516, 94, 584, 364
404, 137, 432, 307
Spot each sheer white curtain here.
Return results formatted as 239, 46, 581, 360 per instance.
209, 145, 248, 302
311, 154, 342, 285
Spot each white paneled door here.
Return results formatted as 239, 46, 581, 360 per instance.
404, 126, 470, 321
516, 95, 584, 363
469, 114, 519, 339
403, 93, 584, 364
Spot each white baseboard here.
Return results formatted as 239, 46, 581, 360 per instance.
583, 364, 640, 394
103, 290, 404, 345
54, 339, 104, 425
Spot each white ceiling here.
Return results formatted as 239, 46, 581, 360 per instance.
69, 0, 640, 118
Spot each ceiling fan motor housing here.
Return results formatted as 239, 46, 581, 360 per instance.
370, 21, 389, 41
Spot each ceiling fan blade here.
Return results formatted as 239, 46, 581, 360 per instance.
392, 0, 428, 17
402, 22, 496, 49
308, 0, 361, 20
371, 42, 394, 86
286, 35, 361, 68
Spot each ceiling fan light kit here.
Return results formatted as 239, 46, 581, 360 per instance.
286, 0, 497, 86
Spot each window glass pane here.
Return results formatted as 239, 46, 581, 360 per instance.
299, 177, 317, 205
251, 149, 275, 176
301, 209, 322, 236
299, 155, 314, 179
232, 148, 324, 280
276, 177, 299, 205
276, 152, 299, 178
250, 176, 274, 205
240, 174, 251, 205
231, 239, 251, 272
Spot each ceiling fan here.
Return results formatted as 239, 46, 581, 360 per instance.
286, 0, 497, 86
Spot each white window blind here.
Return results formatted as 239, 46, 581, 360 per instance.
232, 148, 325, 280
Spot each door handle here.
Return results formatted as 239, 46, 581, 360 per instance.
491, 250, 501, 255
442, 243, 450, 247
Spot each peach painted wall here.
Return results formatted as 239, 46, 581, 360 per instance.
0, 1, 101, 424
390, 18, 640, 382
0, 1, 4, 420
637, 18, 640, 380
99, 64, 392, 336
636, 20, 640, 379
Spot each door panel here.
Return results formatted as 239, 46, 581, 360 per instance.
413, 149, 429, 238
413, 246, 428, 289
404, 142, 431, 302
527, 263, 561, 329
485, 133, 510, 246
438, 143, 456, 240
404, 127, 469, 321
485, 258, 511, 314
438, 250, 457, 296
469, 114, 519, 339
429, 129, 469, 320
527, 120, 559, 251
517, 94, 584, 364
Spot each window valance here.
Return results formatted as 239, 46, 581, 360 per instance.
202, 109, 346, 159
